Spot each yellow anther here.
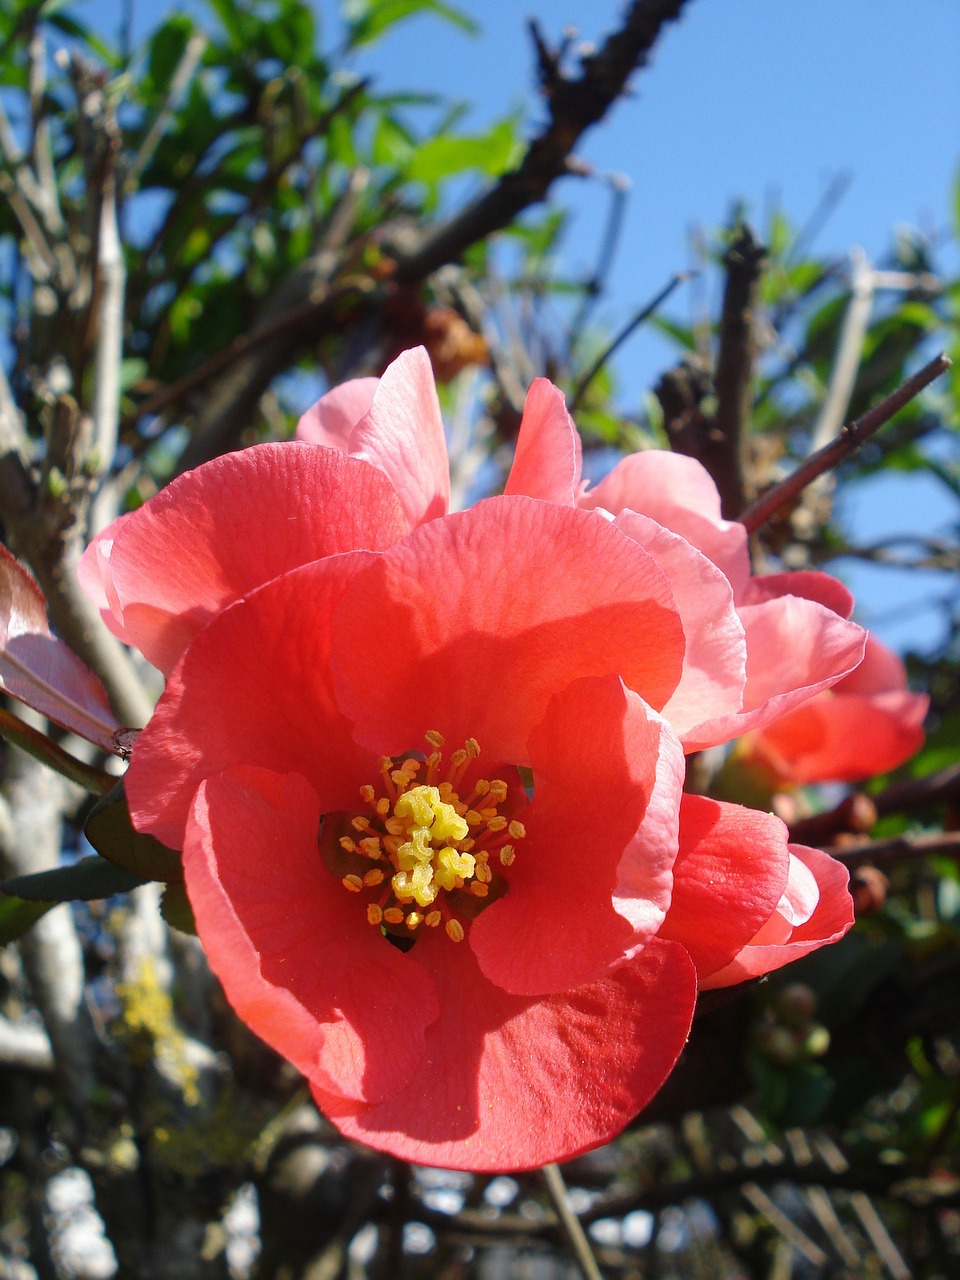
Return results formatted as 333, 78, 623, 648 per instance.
339, 837, 358, 853
390, 768, 409, 789
383, 907, 404, 925
475, 863, 492, 884
351, 816, 370, 832
359, 837, 382, 858
479, 807, 498, 820
465, 809, 483, 827
489, 780, 508, 802
359, 784, 376, 804
342, 874, 363, 893
474, 780, 490, 797
465, 738, 480, 758
367, 904, 383, 925
499, 845, 516, 866
471, 882, 489, 898
445, 919, 465, 943
425, 911, 442, 928
449, 749, 467, 770
376, 797, 390, 817
392, 862, 437, 907
425, 730, 445, 748
486, 816, 507, 832
508, 820, 526, 840
363, 868, 385, 887
435, 846, 476, 891
406, 912, 423, 931
384, 816, 406, 836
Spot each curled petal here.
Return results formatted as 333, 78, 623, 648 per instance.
740, 570, 854, 619
683, 596, 867, 751
613, 511, 746, 736
78, 444, 408, 675
185, 766, 438, 1103
295, 377, 379, 449
579, 451, 751, 596
659, 795, 791, 981
700, 845, 854, 990
504, 379, 582, 505
347, 347, 450, 527
316, 931, 696, 1172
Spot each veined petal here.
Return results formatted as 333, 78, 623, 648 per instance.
347, 347, 450, 527
315, 931, 696, 1172
503, 378, 582, 505
295, 377, 379, 448
658, 795, 791, 981
79, 444, 408, 675
126, 551, 380, 849
185, 766, 438, 1103
613, 511, 746, 736
471, 676, 672, 996
334, 497, 686, 766
740, 569, 854, 619
700, 845, 854, 990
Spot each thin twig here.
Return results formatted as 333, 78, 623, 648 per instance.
90, 164, 126, 535
541, 1163, 605, 1280
569, 270, 690, 412
739, 352, 952, 534
832, 831, 960, 868
811, 247, 874, 449
0, 706, 114, 796
125, 31, 208, 190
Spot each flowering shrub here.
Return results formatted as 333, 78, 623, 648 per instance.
77, 349, 865, 1170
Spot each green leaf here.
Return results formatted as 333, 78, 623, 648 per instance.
84, 781, 182, 883
1, 856, 147, 904
407, 119, 520, 185
344, 0, 478, 49
161, 881, 197, 935
0, 892, 55, 944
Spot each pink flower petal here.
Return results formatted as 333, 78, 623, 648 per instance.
683, 596, 867, 751
503, 378, 582, 504
184, 765, 438, 1103
613, 511, 746, 737
347, 347, 450, 527
333, 498, 685, 767
295, 377, 380, 448
658, 795, 792, 982
700, 845, 854, 990
471, 676, 673, 996
741, 570, 854, 619
579, 451, 751, 595
79, 443, 408, 675
0, 544, 119, 751
126, 552, 380, 849
316, 932, 696, 1171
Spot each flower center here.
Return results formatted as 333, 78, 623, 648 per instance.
332, 733, 525, 944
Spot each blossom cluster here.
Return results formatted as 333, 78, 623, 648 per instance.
77, 348, 922, 1171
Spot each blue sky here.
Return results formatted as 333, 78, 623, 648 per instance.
80, 0, 960, 648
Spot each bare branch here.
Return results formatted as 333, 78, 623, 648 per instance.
569, 269, 690, 413
89, 170, 126, 534
811, 247, 874, 449
740, 352, 952, 534
125, 30, 208, 190
393, 0, 691, 282
541, 1163, 605, 1280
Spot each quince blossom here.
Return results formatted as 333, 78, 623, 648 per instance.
78, 351, 864, 1170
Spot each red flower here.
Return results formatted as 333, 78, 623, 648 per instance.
736, 634, 928, 785
78, 353, 863, 1169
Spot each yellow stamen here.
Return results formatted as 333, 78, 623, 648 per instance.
367, 903, 383, 925
342, 874, 363, 893
445, 919, 465, 943
383, 907, 404, 925
363, 868, 385, 887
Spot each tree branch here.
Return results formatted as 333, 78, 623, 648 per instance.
740, 352, 952, 534
392, 0, 691, 282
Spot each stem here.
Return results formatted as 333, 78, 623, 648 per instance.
541, 1162, 605, 1280
740, 352, 952, 534
0, 706, 114, 795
